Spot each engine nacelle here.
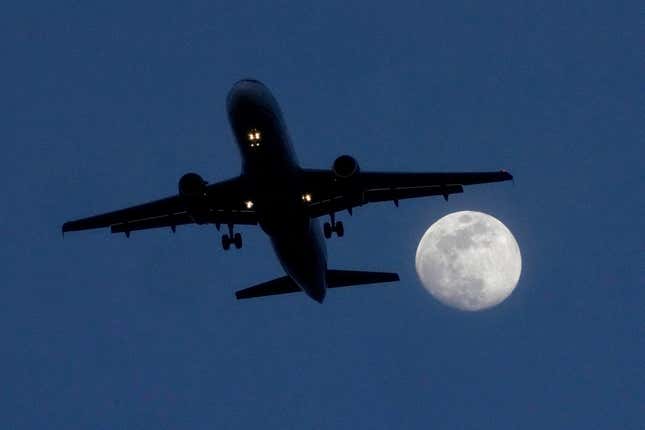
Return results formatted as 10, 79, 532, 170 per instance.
178, 172, 209, 223
178, 172, 207, 197
332, 155, 360, 179
332, 155, 364, 205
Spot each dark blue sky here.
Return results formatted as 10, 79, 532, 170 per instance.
2, 1, 643, 428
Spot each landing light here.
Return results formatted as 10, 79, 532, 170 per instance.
248, 130, 261, 141
244, 200, 254, 209
302, 193, 312, 203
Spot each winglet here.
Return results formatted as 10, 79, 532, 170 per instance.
61, 222, 72, 236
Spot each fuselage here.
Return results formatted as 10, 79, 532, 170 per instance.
226, 79, 328, 302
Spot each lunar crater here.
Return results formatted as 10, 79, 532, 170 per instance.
415, 211, 522, 311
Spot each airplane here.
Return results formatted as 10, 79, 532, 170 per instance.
62, 79, 513, 303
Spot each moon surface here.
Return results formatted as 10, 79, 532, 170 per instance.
415, 211, 522, 311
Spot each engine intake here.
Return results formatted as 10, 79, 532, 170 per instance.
178, 172, 209, 223
332, 155, 360, 179
178, 172, 207, 197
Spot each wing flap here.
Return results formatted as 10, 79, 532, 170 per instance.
301, 169, 511, 218
359, 170, 513, 188
366, 184, 463, 203
62, 176, 257, 234
306, 185, 464, 218
62, 196, 183, 233
110, 213, 193, 234
110, 211, 258, 235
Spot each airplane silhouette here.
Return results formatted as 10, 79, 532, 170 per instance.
63, 79, 513, 302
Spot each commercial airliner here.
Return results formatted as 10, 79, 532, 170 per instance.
62, 79, 513, 303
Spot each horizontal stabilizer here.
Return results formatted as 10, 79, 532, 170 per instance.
326, 269, 400, 288
235, 270, 399, 300
235, 276, 299, 299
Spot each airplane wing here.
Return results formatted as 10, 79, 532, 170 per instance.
62, 176, 258, 236
301, 169, 513, 218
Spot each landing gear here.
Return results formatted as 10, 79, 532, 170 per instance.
323, 222, 332, 239
323, 213, 344, 239
222, 234, 231, 251
335, 221, 344, 237
221, 224, 243, 250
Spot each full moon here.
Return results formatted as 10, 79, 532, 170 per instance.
415, 211, 521, 311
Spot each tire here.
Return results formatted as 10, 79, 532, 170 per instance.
323, 222, 332, 239
335, 221, 344, 237
234, 233, 242, 249
222, 235, 230, 250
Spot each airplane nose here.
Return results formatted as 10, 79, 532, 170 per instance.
227, 79, 266, 112
234, 78, 264, 86
231, 78, 265, 93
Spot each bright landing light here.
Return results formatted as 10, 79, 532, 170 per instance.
248, 130, 261, 148
302, 193, 312, 202
248, 130, 261, 141
244, 200, 254, 209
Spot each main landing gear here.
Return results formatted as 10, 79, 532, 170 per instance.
323, 213, 344, 239
221, 224, 242, 250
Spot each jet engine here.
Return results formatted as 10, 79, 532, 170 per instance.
331, 155, 364, 209
332, 155, 360, 180
178, 172, 209, 223
178, 172, 206, 197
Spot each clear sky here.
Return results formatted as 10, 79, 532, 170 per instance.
2, 1, 643, 428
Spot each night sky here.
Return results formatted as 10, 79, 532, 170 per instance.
2, 1, 643, 428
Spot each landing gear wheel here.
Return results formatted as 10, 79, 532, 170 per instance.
335, 221, 344, 237
221, 234, 231, 250
234, 232, 242, 249
323, 222, 332, 239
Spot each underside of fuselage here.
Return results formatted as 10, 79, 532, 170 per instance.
227, 79, 328, 302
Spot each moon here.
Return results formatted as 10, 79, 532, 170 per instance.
415, 211, 522, 311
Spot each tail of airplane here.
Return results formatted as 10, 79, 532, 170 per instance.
235, 270, 400, 300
